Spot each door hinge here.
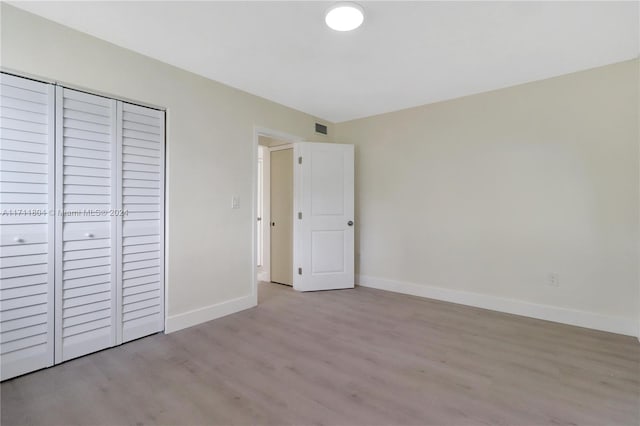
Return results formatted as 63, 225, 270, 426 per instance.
298, 267, 302, 275
298, 212, 302, 220
298, 156, 302, 165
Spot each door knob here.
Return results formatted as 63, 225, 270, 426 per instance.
14, 236, 25, 243
347, 221, 354, 226
271, 222, 275, 227
85, 232, 95, 238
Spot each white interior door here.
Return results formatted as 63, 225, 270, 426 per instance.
293, 143, 354, 291
117, 102, 165, 343
270, 148, 293, 286
55, 87, 117, 362
0, 74, 55, 380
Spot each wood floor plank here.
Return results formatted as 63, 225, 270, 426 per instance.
1, 282, 638, 426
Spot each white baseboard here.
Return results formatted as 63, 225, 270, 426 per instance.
357, 275, 638, 337
165, 294, 256, 333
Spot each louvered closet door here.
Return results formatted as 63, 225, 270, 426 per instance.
0, 74, 55, 380
117, 102, 164, 343
56, 87, 117, 362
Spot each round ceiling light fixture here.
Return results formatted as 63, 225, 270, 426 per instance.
325, 2, 364, 32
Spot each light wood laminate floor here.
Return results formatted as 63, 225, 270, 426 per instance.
2, 282, 639, 426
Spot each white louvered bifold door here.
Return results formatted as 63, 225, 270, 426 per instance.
0, 75, 55, 380
117, 102, 164, 343
55, 87, 117, 362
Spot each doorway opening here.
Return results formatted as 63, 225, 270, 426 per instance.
252, 128, 356, 301
253, 129, 302, 299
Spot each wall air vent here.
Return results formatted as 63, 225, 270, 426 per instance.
315, 123, 328, 135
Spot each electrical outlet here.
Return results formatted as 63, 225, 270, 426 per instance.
547, 273, 560, 287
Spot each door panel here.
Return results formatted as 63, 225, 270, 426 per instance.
311, 231, 345, 274
55, 87, 117, 363
294, 143, 354, 291
0, 74, 55, 380
311, 151, 345, 216
270, 148, 293, 286
117, 102, 165, 343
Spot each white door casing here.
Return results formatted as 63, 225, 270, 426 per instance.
293, 143, 354, 291
0, 74, 56, 380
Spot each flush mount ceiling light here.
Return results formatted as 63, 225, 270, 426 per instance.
325, 2, 364, 32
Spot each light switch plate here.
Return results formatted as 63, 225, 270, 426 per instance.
231, 196, 240, 209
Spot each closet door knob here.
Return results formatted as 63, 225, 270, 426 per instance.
85, 233, 94, 238
347, 221, 354, 226
14, 237, 25, 243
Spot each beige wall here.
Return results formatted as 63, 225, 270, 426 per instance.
336, 60, 639, 335
0, 5, 332, 330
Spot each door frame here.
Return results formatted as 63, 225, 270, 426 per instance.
252, 127, 303, 303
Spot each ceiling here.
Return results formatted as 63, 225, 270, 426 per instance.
259, 136, 290, 148
11, 1, 639, 123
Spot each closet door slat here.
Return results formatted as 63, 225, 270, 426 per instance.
55, 87, 117, 363
117, 102, 164, 343
0, 73, 55, 380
